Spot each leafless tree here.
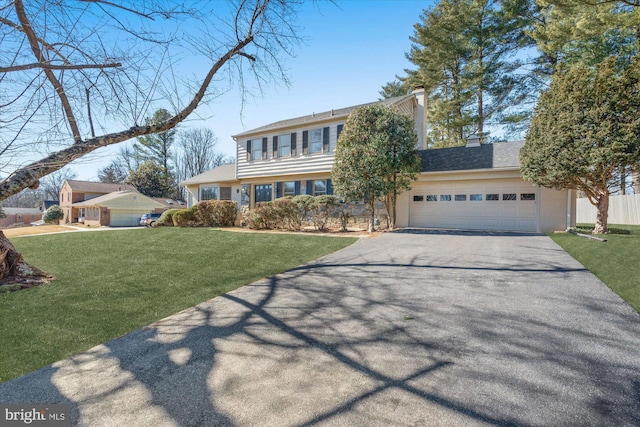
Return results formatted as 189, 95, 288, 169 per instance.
0, 0, 303, 282
173, 127, 229, 200
40, 168, 77, 201
178, 128, 226, 177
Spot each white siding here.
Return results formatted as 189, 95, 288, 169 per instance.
237, 122, 344, 179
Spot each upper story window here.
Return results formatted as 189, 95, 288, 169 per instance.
310, 129, 323, 153
251, 139, 263, 161
279, 134, 291, 157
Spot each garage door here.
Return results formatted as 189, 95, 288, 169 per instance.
409, 179, 538, 232
110, 210, 145, 227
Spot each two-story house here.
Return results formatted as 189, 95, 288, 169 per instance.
59, 180, 137, 224
181, 88, 575, 233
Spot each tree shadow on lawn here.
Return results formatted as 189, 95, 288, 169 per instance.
1, 233, 639, 426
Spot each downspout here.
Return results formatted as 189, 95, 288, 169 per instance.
536, 185, 541, 233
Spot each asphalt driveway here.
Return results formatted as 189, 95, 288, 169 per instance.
1, 230, 639, 426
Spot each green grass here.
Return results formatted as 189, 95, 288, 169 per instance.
0, 228, 356, 383
549, 224, 640, 314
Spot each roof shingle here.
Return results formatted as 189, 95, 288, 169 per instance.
419, 141, 524, 173
232, 94, 416, 139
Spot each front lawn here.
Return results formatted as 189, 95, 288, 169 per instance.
0, 228, 356, 383
550, 224, 640, 314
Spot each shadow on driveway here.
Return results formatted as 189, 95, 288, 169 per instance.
1, 232, 639, 426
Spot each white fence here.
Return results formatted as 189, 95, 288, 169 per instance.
576, 194, 640, 225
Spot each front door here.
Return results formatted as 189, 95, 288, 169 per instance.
255, 184, 272, 203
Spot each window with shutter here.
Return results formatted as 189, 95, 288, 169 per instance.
261, 137, 268, 160
310, 128, 322, 153
291, 132, 297, 156
251, 139, 262, 161
322, 127, 329, 152
302, 130, 309, 155
278, 134, 291, 157
273, 136, 279, 159
246, 140, 252, 161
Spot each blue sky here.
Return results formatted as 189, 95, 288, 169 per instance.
70, 0, 433, 180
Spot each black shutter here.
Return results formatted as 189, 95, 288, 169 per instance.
302, 130, 309, 155
246, 140, 252, 161
291, 132, 297, 156
272, 136, 279, 159
326, 179, 333, 195
276, 182, 282, 199
294, 181, 301, 196
323, 126, 330, 152
306, 180, 313, 195
262, 137, 268, 160
337, 124, 344, 140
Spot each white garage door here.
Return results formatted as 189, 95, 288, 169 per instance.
409, 179, 538, 232
110, 211, 145, 227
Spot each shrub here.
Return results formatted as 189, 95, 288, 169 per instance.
155, 209, 181, 227
43, 205, 64, 223
244, 198, 298, 230
291, 195, 314, 226
310, 195, 339, 231
172, 207, 200, 227
196, 200, 238, 227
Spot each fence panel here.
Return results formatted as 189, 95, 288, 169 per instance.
576, 194, 640, 225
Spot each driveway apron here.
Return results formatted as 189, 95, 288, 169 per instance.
1, 230, 639, 426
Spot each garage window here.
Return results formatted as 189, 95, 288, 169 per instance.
503, 193, 517, 201
440, 195, 452, 201
455, 195, 467, 201
426, 195, 437, 201
486, 194, 499, 201
521, 193, 536, 201
470, 194, 482, 201
413, 195, 424, 202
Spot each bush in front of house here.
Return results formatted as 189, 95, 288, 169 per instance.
172, 207, 200, 227
155, 209, 181, 226
244, 195, 342, 231
310, 195, 339, 231
43, 205, 64, 223
196, 200, 238, 227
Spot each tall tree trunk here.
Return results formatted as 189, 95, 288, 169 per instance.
368, 196, 375, 232
632, 163, 640, 194
594, 191, 609, 235
0, 231, 52, 286
620, 167, 626, 195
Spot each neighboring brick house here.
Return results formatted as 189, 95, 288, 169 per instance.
59, 180, 137, 224
0, 207, 43, 229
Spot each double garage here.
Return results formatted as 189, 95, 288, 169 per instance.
407, 178, 571, 232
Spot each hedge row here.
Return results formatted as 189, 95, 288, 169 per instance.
155, 200, 237, 227
244, 195, 347, 231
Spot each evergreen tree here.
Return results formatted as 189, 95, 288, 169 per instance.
332, 105, 420, 231
520, 57, 640, 234
407, 0, 534, 147
127, 161, 175, 198
379, 79, 411, 99
133, 109, 176, 193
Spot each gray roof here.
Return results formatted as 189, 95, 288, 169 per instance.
419, 140, 524, 173
3, 207, 42, 215
72, 191, 163, 207
180, 163, 238, 186
232, 94, 416, 139
65, 180, 137, 193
